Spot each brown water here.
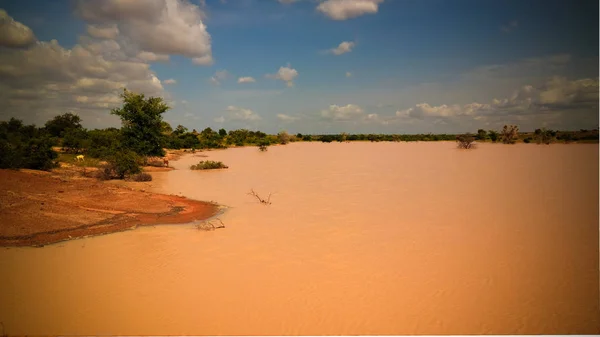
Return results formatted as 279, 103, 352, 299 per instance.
0, 142, 598, 335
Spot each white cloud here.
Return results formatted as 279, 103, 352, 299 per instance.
136, 51, 170, 63
86, 24, 119, 39
321, 104, 364, 120
346, 71, 352, 77
501, 20, 518, 33
224, 105, 261, 121
237, 76, 256, 83
0, 9, 36, 48
329, 41, 355, 55
74, 0, 213, 65
396, 77, 599, 120
317, 0, 384, 20
0, 10, 166, 126
266, 64, 298, 87
277, 113, 299, 121
163, 78, 177, 85
214, 116, 225, 123
210, 70, 229, 86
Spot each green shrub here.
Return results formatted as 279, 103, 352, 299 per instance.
0, 118, 59, 171
102, 150, 142, 179
523, 137, 532, 143
456, 133, 475, 149
190, 160, 228, 170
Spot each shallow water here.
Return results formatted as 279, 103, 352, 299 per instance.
0, 142, 598, 335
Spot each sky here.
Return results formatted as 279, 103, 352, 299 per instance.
0, 0, 597, 134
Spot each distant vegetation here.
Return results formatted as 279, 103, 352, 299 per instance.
190, 161, 229, 170
0, 89, 597, 176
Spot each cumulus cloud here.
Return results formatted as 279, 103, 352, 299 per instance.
223, 106, 261, 121
329, 41, 355, 55
266, 64, 298, 87
210, 70, 229, 86
0, 9, 36, 48
396, 77, 599, 120
317, 0, 384, 20
238, 76, 256, 83
501, 20, 518, 33
136, 51, 170, 63
214, 116, 225, 123
86, 24, 119, 39
74, 0, 213, 65
321, 104, 364, 120
163, 78, 177, 85
277, 113, 299, 121
0, 10, 165, 126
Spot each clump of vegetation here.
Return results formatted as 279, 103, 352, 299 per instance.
477, 129, 487, 141
488, 130, 499, 143
96, 150, 142, 180
130, 172, 152, 182
190, 160, 228, 170
523, 137, 532, 143
258, 144, 268, 151
277, 131, 291, 145
146, 157, 167, 167
0, 118, 59, 171
501, 125, 519, 144
534, 128, 555, 145
456, 133, 476, 149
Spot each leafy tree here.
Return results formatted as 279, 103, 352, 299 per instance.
277, 131, 291, 144
111, 89, 169, 157
161, 121, 173, 134
456, 133, 475, 149
44, 112, 82, 138
219, 128, 227, 137
501, 125, 519, 144
0, 118, 58, 170
488, 130, 499, 143
62, 127, 89, 153
173, 124, 188, 136
477, 129, 487, 140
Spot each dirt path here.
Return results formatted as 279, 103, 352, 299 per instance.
0, 168, 221, 247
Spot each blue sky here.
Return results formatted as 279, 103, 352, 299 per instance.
0, 0, 597, 134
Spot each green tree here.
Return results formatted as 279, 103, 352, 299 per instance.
160, 121, 173, 134
173, 124, 188, 136
277, 131, 291, 145
488, 130, 499, 143
501, 125, 519, 144
44, 112, 82, 138
111, 89, 169, 157
477, 129, 487, 140
219, 128, 227, 137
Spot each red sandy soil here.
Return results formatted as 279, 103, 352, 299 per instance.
0, 168, 220, 247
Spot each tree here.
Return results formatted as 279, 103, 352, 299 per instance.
488, 130, 499, 143
111, 89, 169, 157
160, 121, 173, 135
501, 125, 519, 144
456, 133, 475, 149
535, 128, 554, 145
477, 129, 487, 141
173, 124, 188, 136
219, 128, 227, 137
44, 112, 82, 138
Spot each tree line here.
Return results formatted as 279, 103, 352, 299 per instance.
1, 89, 598, 174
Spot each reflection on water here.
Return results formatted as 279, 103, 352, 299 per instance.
0, 142, 598, 335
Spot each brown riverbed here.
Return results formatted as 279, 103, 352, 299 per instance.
0, 142, 598, 335
0, 168, 220, 247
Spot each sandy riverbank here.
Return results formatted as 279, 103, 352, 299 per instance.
0, 167, 221, 247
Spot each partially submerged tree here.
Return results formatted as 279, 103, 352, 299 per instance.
111, 89, 169, 157
477, 129, 487, 141
488, 130, 499, 143
277, 131, 291, 145
501, 125, 519, 144
534, 128, 555, 144
456, 133, 475, 149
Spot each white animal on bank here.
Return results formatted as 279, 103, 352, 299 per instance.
76, 155, 85, 162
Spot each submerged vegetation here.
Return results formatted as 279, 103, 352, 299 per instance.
190, 161, 229, 170
0, 89, 597, 176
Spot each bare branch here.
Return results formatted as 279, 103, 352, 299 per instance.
248, 189, 272, 205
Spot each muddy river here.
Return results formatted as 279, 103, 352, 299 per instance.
0, 142, 598, 335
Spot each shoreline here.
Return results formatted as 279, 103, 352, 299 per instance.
0, 160, 223, 247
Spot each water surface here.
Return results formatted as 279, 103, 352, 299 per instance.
1, 142, 598, 335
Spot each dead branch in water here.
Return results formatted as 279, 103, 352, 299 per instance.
248, 189, 272, 205
196, 218, 226, 231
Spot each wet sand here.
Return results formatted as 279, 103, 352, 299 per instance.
0, 169, 220, 247
0, 142, 598, 335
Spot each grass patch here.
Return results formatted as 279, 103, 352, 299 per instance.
190, 160, 228, 170
57, 153, 101, 167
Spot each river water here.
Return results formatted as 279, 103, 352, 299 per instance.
0, 142, 598, 335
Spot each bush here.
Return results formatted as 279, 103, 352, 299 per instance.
501, 125, 519, 144
456, 133, 475, 149
488, 130, 499, 143
96, 150, 141, 179
190, 160, 228, 170
146, 158, 166, 167
523, 137, 532, 143
0, 118, 59, 171
130, 172, 152, 181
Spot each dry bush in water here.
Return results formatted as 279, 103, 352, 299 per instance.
456, 133, 476, 149
195, 218, 225, 231
248, 189, 272, 205
190, 160, 228, 170
146, 158, 166, 167
501, 125, 519, 144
